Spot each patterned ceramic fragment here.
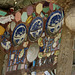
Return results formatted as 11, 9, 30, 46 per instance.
43, 7, 49, 13
44, 71, 50, 75
32, 12, 36, 17
18, 64, 21, 70
45, 14, 48, 18
15, 11, 21, 22
21, 12, 28, 22
1, 39, 11, 50
11, 21, 16, 31
40, 12, 44, 18
54, 37, 58, 42
12, 24, 26, 46
38, 52, 43, 59
38, 37, 43, 47
36, 3, 43, 14
53, 56, 58, 65
23, 41, 29, 47
27, 43, 39, 62
28, 17, 43, 41
13, 65, 17, 70
26, 16, 32, 25
27, 6, 33, 15
53, 42, 57, 48
47, 52, 51, 57
41, 32, 45, 37
4, 31, 10, 39
46, 11, 62, 35
54, 50, 59, 56
19, 49, 24, 59
53, 4, 60, 10
11, 54, 15, 59
0, 25, 5, 35
57, 33, 61, 39
21, 64, 24, 69
0, 10, 7, 16
0, 14, 14, 24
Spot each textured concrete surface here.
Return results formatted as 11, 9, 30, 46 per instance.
56, 25, 73, 75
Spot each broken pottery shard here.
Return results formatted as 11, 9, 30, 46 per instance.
15, 11, 21, 22
21, 12, 28, 22
0, 14, 14, 24
36, 3, 43, 14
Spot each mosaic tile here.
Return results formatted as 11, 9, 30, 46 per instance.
0, 25, 5, 35
15, 11, 21, 22
23, 41, 29, 47
0, 10, 7, 16
0, 14, 14, 24
4, 31, 10, 39
49, 2, 53, 11
53, 42, 57, 48
26, 16, 32, 25
32, 12, 36, 17
43, 7, 49, 13
21, 12, 28, 22
38, 37, 43, 47
18, 64, 21, 70
13, 65, 17, 71
25, 64, 27, 69
33, 60, 36, 67
36, 3, 43, 14
1, 39, 11, 50
21, 64, 24, 69
18, 49, 24, 59
11, 21, 16, 31
27, 6, 33, 15
7, 23, 11, 31
11, 54, 15, 59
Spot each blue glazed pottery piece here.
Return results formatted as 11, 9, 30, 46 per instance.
28, 17, 43, 41
12, 24, 26, 46
1, 39, 11, 50
45, 11, 62, 36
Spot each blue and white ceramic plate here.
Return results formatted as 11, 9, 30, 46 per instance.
12, 24, 26, 46
28, 17, 43, 41
1, 39, 11, 50
46, 11, 62, 36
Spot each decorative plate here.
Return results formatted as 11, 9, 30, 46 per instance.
28, 17, 43, 41
46, 11, 62, 36
12, 24, 26, 46
1, 39, 11, 50
27, 43, 39, 62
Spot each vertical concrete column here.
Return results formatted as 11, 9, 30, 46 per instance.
56, 25, 73, 75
